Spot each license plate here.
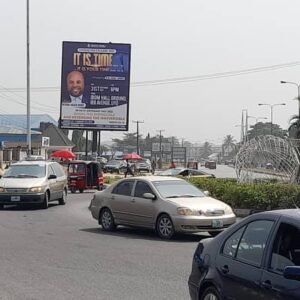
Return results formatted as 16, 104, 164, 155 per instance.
11, 196, 20, 202
212, 219, 223, 228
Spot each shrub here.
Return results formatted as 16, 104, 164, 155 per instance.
189, 177, 300, 210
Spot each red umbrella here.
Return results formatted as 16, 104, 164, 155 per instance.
123, 153, 143, 160
50, 150, 76, 160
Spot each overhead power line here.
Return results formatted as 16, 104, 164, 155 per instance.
1, 61, 300, 92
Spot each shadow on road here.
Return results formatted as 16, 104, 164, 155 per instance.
0, 203, 59, 211
80, 226, 210, 243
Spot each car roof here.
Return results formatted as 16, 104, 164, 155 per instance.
12, 160, 53, 166
256, 209, 300, 218
119, 175, 184, 182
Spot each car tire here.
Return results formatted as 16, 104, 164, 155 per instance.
156, 214, 175, 239
79, 189, 84, 193
70, 187, 76, 194
41, 192, 49, 209
99, 208, 116, 231
209, 231, 222, 237
200, 286, 220, 300
59, 188, 67, 205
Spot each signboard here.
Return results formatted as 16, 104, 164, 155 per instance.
60, 41, 131, 131
172, 147, 186, 160
42, 137, 50, 147
152, 143, 160, 152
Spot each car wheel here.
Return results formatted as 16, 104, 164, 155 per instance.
200, 286, 220, 300
70, 187, 76, 194
79, 189, 84, 193
99, 208, 116, 231
59, 188, 67, 205
41, 192, 49, 209
209, 231, 222, 237
156, 214, 175, 239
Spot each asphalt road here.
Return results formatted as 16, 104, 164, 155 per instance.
0, 192, 207, 300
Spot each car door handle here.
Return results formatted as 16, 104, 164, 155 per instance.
131, 198, 136, 203
261, 280, 272, 289
220, 265, 229, 274
111, 196, 115, 200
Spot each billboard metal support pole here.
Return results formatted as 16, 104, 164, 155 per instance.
26, 0, 31, 155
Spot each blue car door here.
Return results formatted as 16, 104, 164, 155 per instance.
259, 218, 300, 300
215, 220, 274, 300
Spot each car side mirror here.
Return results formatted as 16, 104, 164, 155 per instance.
48, 174, 57, 180
143, 192, 156, 200
283, 266, 300, 281
203, 190, 210, 196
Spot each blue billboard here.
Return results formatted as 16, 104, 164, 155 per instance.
60, 41, 131, 131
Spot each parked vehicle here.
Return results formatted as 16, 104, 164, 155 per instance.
89, 176, 236, 239
134, 159, 152, 173
0, 160, 67, 209
103, 160, 127, 174
67, 160, 104, 193
205, 160, 217, 169
188, 209, 300, 300
157, 168, 215, 178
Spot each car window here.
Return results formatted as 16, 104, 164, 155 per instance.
69, 163, 85, 173
269, 223, 300, 273
134, 181, 154, 198
112, 181, 134, 196
48, 165, 56, 177
222, 226, 245, 257
51, 163, 66, 177
236, 220, 274, 266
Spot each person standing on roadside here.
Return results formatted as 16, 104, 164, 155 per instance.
124, 159, 134, 178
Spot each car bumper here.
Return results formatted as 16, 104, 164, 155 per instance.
172, 214, 236, 233
0, 193, 45, 204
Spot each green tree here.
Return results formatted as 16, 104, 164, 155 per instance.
288, 115, 300, 139
201, 141, 212, 159
247, 122, 287, 140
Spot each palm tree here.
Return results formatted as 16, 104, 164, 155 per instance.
222, 135, 236, 158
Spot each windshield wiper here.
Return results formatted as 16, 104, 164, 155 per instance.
165, 194, 197, 198
16, 174, 38, 178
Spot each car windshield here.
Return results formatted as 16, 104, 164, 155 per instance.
153, 180, 205, 198
3, 165, 46, 178
158, 169, 181, 176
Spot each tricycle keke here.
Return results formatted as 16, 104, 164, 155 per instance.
67, 160, 104, 193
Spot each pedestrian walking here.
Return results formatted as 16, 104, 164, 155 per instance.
124, 159, 134, 177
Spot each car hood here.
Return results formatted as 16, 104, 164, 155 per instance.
0, 178, 46, 188
167, 196, 229, 210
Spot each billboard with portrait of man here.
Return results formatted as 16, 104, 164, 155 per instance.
60, 41, 131, 131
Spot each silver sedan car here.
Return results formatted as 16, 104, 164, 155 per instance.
90, 176, 236, 239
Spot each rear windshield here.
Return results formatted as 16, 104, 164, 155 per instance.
3, 165, 46, 178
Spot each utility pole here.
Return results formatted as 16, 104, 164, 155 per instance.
157, 129, 165, 167
132, 120, 144, 155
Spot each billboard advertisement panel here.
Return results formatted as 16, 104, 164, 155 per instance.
60, 41, 131, 130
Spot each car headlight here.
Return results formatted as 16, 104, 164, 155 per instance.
29, 186, 44, 193
177, 207, 198, 216
0, 187, 5, 192
225, 205, 234, 214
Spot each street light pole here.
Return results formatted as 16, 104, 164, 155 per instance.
280, 80, 300, 118
258, 103, 286, 135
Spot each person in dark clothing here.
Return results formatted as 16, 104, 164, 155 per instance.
124, 160, 134, 177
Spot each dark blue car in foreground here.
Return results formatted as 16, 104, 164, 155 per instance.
188, 209, 300, 300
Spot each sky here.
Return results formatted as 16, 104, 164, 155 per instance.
1, 0, 300, 145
